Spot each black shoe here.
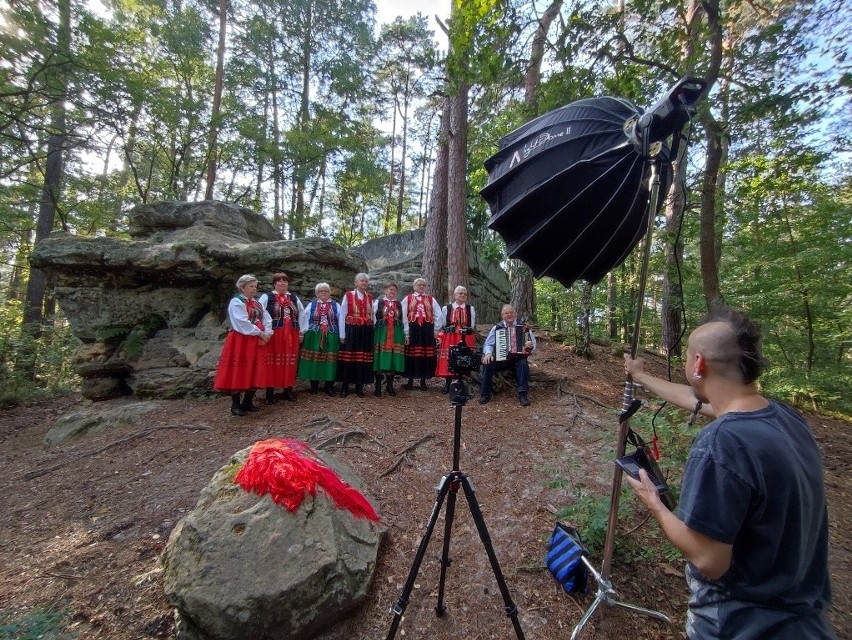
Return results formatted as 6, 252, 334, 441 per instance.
324, 383, 337, 397
355, 385, 364, 398
374, 384, 382, 397
265, 388, 276, 404
441, 380, 450, 394
420, 379, 427, 391
404, 379, 414, 390
519, 392, 530, 407
340, 385, 349, 398
241, 391, 259, 412
309, 381, 319, 395
478, 395, 491, 405
283, 388, 296, 402
231, 405, 247, 416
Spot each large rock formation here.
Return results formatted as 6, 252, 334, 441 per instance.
353, 228, 510, 325
161, 443, 384, 640
30, 201, 366, 401
30, 201, 510, 401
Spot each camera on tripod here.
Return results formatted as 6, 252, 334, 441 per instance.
448, 342, 482, 375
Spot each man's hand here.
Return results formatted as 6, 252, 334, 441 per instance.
625, 469, 665, 514
482, 353, 493, 365
623, 353, 646, 378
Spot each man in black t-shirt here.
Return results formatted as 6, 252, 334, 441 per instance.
624, 308, 834, 639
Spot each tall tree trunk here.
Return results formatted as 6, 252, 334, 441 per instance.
661, 156, 686, 356
699, 0, 724, 310
384, 101, 398, 235
422, 97, 450, 301
446, 83, 469, 300
576, 280, 593, 357
396, 89, 411, 232
607, 270, 617, 340
21, 0, 71, 379
509, 0, 562, 322
293, 1, 313, 238
204, 0, 228, 200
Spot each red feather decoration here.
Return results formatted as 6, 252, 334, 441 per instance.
234, 439, 380, 522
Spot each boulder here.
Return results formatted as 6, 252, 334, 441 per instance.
162, 444, 384, 640
44, 400, 164, 445
29, 201, 367, 400
353, 228, 510, 324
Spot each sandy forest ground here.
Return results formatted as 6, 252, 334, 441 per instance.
0, 335, 849, 640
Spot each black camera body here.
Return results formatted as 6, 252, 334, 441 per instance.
448, 343, 483, 375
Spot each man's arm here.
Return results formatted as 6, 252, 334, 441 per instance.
627, 470, 732, 580
624, 355, 715, 417
481, 325, 498, 364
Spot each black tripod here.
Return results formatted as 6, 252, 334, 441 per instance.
386, 377, 525, 639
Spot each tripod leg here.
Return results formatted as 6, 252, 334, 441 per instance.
435, 473, 461, 616
459, 475, 525, 640
386, 473, 452, 640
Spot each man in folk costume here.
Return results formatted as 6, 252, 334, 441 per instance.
214, 274, 274, 416
401, 277, 443, 390
337, 273, 375, 398
297, 282, 341, 397
435, 285, 477, 393
372, 281, 405, 397
259, 272, 304, 404
479, 304, 536, 406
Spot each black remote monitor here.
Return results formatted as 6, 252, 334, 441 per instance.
616, 452, 675, 510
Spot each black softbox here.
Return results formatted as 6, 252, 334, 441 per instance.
481, 80, 706, 289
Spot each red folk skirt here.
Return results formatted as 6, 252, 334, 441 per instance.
213, 331, 268, 392
435, 329, 476, 378
264, 324, 300, 388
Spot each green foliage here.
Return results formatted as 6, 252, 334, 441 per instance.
558, 494, 624, 553
0, 607, 78, 640
94, 325, 131, 345
0, 302, 81, 407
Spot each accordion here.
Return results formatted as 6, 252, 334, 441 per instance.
495, 323, 529, 361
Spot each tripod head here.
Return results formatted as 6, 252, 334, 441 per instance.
448, 376, 472, 406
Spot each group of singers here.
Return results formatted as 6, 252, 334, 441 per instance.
213, 272, 536, 416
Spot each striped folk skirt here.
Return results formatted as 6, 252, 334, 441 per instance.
405, 322, 437, 380
337, 323, 375, 385
373, 322, 405, 374
297, 329, 340, 382
264, 324, 300, 389
214, 331, 268, 392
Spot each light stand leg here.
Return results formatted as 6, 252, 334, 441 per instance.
572, 160, 672, 639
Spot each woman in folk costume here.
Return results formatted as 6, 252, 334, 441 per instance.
435, 285, 477, 393
337, 272, 375, 398
258, 272, 304, 404
297, 282, 342, 397
214, 274, 274, 416
402, 277, 443, 390
372, 281, 405, 397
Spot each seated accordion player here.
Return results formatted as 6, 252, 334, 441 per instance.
495, 323, 531, 361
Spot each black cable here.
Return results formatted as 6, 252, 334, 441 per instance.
651, 113, 697, 439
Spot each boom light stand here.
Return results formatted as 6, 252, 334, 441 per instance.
386, 378, 525, 639
570, 160, 673, 639
571, 78, 707, 637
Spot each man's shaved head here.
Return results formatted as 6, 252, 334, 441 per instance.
691, 308, 766, 384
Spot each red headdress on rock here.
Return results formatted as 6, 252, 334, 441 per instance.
234, 439, 380, 522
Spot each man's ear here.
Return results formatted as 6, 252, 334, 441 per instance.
693, 352, 707, 378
